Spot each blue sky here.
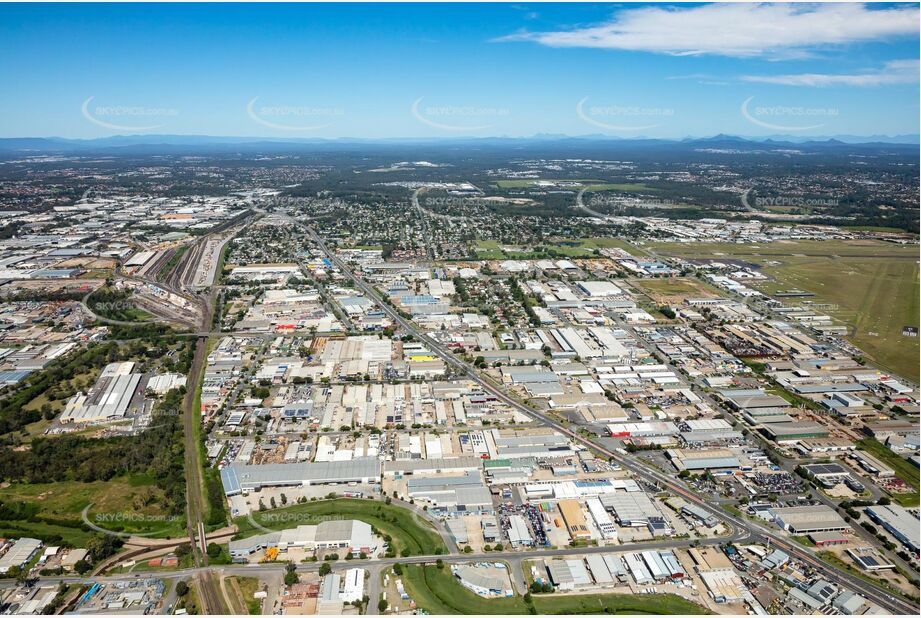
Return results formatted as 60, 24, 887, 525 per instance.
0, 2, 918, 139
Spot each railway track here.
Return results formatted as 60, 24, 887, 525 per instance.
196, 570, 227, 614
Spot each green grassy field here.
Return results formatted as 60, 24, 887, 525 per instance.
234, 498, 446, 556
227, 576, 262, 614
0, 474, 186, 544
400, 564, 710, 615
402, 564, 528, 614
648, 240, 919, 380
473, 237, 645, 260
569, 238, 647, 256
534, 592, 711, 615
632, 277, 721, 302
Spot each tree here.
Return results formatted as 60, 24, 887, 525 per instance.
74, 559, 92, 575
378, 599, 388, 613
176, 581, 189, 597
436, 559, 444, 569
206, 543, 222, 559
319, 563, 332, 576
284, 570, 300, 586
393, 563, 403, 576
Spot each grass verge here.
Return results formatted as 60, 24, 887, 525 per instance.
400, 563, 710, 615
234, 498, 446, 556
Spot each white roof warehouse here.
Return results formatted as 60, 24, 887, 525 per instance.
221, 457, 380, 496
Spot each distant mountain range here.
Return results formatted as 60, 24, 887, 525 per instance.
0, 133, 917, 155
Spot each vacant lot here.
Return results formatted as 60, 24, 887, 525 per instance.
234, 498, 446, 556
856, 438, 920, 507
649, 240, 919, 380
0, 474, 184, 544
400, 563, 710, 615
632, 277, 721, 303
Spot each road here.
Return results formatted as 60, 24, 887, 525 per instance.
410, 187, 437, 260
303, 224, 918, 615
8, 533, 741, 591
55, 209, 916, 615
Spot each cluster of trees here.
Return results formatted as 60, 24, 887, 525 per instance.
0, 342, 119, 435
508, 277, 541, 327
86, 286, 147, 322
0, 387, 187, 516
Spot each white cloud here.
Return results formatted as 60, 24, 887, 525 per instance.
498, 3, 919, 58
742, 59, 920, 87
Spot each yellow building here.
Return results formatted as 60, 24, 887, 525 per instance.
558, 499, 591, 540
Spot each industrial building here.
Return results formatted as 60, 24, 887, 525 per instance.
599, 491, 663, 528
220, 458, 380, 496
557, 500, 591, 541
545, 559, 592, 590
666, 448, 740, 472
586, 498, 618, 540
228, 520, 375, 561
506, 515, 533, 547
761, 422, 830, 443
405, 471, 493, 515
845, 546, 895, 572
341, 568, 366, 603
688, 547, 743, 603
770, 505, 850, 534
0, 538, 42, 574
453, 565, 513, 597
864, 504, 920, 554
59, 362, 144, 424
